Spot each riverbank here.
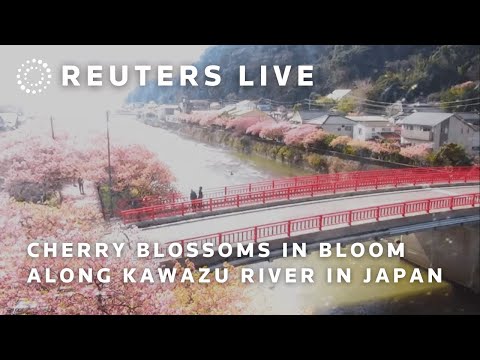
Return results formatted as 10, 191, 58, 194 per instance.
156, 121, 413, 174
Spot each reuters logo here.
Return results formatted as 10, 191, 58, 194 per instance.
17, 58, 52, 95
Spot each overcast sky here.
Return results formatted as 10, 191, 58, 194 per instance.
0, 45, 210, 123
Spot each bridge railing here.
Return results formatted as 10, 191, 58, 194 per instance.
156, 192, 480, 259
120, 167, 480, 224
138, 166, 479, 207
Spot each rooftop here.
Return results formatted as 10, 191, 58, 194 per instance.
326, 89, 352, 101
399, 112, 454, 126
296, 111, 329, 121
346, 115, 391, 123
455, 112, 480, 125
304, 114, 355, 125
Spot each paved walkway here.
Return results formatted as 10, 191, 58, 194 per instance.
140, 185, 480, 244
62, 180, 101, 210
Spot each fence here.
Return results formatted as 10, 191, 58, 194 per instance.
120, 166, 480, 224
156, 192, 480, 259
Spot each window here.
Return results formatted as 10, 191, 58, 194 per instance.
421, 126, 431, 132
473, 146, 480, 151
444, 127, 448, 134
337, 128, 341, 131
382, 128, 390, 132
358, 128, 363, 135
345, 126, 352, 131
372, 128, 376, 132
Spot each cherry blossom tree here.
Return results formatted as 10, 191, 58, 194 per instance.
259, 123, 292, 142
226, 115, 268, 135
283, 125, 318, 147
0, 199, 248, 315
329, 135, 352, 151
0, 131, 175, 202
246, 119, 276, 136
400, 143, 432, 164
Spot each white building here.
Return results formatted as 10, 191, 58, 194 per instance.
347, 115, 397, 141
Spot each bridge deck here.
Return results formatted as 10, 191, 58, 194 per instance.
140, 185, 480, 244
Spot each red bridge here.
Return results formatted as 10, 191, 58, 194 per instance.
121, 166, 480, 224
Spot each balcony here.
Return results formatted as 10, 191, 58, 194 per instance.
401, 129, 433, 141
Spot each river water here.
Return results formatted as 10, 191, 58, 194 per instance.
28, 114, 480, 314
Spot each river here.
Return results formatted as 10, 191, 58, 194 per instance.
28, 114, 480, 314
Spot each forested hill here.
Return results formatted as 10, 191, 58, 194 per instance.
126, 45, 480, 107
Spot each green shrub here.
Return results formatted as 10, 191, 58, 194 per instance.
429, 143, 472, 166
305, 153, 327, 170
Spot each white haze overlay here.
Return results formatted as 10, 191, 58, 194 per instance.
0, 45, 210, 134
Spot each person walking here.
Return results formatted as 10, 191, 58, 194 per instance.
190, 189, 197, 211
78, 177, 85, 195
197, 186, 203, 210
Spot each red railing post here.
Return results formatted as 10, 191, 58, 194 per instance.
249, 183, 252, 193
472, 195, 476, 207
287, 220, 291, 237
333, 182, 337, 194
318, 215, 323, 230
236, 194, 240, 207
263, 191, 266, 204
375, 207, 380, 221
401, 203, 405, 217
253, 226, 258, 242
449, 196, 453, 210
426, 199, 431, 213
348, 210, 352, 225
394, 177, 398, 188
209, 198, 213, 212
224, 186, 227, 196
287, 187, 290, 200
354, 179, 358, 192
375, 177, 378, 189
311, 184, 314, 197
465, 174, 468, 183
272, 180, 275, 189
294, 177, 298, 186
181, 203, 185, 216
218, 233, 222, 246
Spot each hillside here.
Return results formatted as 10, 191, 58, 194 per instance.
126, 45, 480, 110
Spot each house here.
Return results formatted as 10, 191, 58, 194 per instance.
190, 100, 210, 111
326, 89, 352, 101
347, 115, 396, 141
455, 112, 480, 126
0, 113, 19, 130
217, 100, 257, 117
158, 105, 179, 122
290, 111, 329, 124
209, 102, 222, 110
290, 111, 358, 137
399, 112, 479, 156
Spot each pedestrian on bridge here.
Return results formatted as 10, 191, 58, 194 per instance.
198, 186, 203, 210
190, 189, 197, 211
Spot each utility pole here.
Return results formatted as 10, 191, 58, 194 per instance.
106, 111, 114, 217
50, 116, 55, 139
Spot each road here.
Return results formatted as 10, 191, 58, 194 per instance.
139, 185, 480, 244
